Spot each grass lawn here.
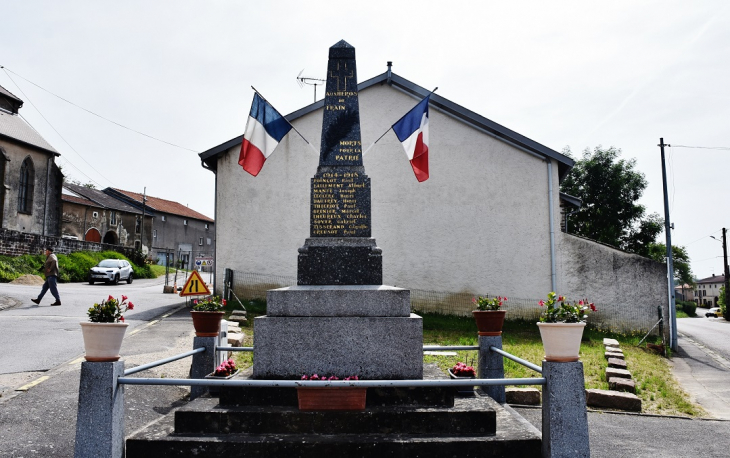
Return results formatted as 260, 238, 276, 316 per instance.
227, 299, 704, 417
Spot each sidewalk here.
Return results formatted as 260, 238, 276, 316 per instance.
672, 333, 730, 420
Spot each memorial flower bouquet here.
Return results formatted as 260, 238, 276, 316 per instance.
87, 295, 135, 323
538, 292, 596, 323
213, 358, 238, 377
450, 362, 476, 378
300, 374, 360, 381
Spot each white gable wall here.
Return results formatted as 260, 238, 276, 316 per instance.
214, 83, 559, 300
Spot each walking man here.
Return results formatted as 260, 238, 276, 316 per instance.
31, 247, 61, 306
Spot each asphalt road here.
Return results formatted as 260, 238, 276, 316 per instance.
0, 276, 199, 457
676, 313, 730, 359
0, 275, 187, 392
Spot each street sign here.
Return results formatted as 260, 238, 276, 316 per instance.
179, 270, 211, 297
195, 257, 214, 267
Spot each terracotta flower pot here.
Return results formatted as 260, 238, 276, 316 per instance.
190, 311, 225, 337
297, 387, 367, 411
80, 322, 129, 362
472, 310, 507, 336
537, 322, 586, 362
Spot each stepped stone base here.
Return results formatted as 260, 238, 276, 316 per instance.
127, 386, 541, 457
266, 285, 410, 317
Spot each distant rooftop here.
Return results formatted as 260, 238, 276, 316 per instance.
107, 188, 214, 223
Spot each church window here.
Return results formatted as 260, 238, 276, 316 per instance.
18, 158, 34, 214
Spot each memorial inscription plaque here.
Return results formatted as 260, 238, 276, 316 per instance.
297, 40, 382, 285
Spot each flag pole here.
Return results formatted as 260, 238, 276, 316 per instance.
362, 87, 438, 157
250, 86, 314, 151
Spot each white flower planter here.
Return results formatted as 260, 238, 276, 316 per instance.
537, 322, 586, 362
80, 322, 129, 362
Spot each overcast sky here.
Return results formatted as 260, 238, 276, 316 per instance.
2, 1, 729, 279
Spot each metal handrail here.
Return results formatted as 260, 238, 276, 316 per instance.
422, 345, 479, 351
216, 346, 254, 352
117, 377, 546, 388
123, 347, 206, 376
489, 346, 543, 374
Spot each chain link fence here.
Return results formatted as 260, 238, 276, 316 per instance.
227, 270, 664, 336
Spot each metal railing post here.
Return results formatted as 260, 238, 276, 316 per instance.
74, 361, 125, 458
542, 361, 590, 457
478, 335, 505, 403
189, 336, 218, 399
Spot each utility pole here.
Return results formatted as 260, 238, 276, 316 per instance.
140, 187, 147, 254
659, 138, 677, 351
722, 227, 730, 320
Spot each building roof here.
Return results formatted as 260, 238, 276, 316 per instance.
697, 274, 726, 285
0, 110, 59, 155
199, 71, 575, 177
105, 188, 214, 223
63, 183, 144, 215
61, 192, 103, 208
0, 85, 22, 106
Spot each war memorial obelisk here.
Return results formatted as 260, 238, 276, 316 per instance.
253, 40, 423, 380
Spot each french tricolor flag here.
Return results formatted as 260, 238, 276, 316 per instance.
239, 93, 293, 177
392, 95, 430, 182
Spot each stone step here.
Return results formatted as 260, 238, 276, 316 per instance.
586, 388, 641, 412
126, 394, 541, 458
219, 365, 456, 408
174, 395, 497, 436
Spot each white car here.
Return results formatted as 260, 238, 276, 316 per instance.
89, 259, 134, 285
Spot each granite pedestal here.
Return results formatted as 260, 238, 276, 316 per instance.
254, 285, 422, 379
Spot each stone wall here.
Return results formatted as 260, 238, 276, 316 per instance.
0, 228, 143, 264
556, 233, 669, 338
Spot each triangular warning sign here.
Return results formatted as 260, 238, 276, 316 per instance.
179, 270, 211, 297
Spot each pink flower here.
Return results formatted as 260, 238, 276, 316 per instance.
590, 303, 597, 312
122, 295, 128, 302
558, 296, 565, 301
222, 299, 227, 306
578, 300, 584, 305
108, 295, 114, 302
119, 316, 125, 322
539, 300, 545, 306
301, 375, 308, 380
128, 302, 134, 310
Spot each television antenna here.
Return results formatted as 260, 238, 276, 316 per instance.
297, 69, 325, 102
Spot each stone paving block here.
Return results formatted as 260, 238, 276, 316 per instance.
606, 367, 632, 380
604, 351, 625, 360
586, 388, 641, 412
608, 358, 628, 369
603, 338, 620, 347
505, 387, 541, 405
608, 377, 636, 394
227, 332, 244, 347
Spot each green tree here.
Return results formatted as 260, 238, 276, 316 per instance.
719, 286, 728, 321
646, 243, 695, 287
561, 146, 663, 256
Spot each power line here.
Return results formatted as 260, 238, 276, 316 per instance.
1, 65, 200, 153
671, 145, 730, 151
4, 71, 112, 187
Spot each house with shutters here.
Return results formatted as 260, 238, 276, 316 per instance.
0, 84, 63, 236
